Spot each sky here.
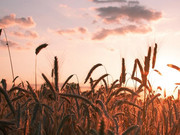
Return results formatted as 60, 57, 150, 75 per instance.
0, 0, 180, 98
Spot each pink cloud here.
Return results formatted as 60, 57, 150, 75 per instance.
0, 39, 19, 47
78, 27, 87, 34
0, 14, 36, 28
96, 5, 162, 24
59, 4, 69, 8
92, 25, 151, 40
11, 30, 38, 39
0, 39, 32, 50
56, 27, 87, 35
56, 29, 76, 35
90, 0, 126, 3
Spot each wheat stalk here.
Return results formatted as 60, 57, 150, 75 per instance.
1, 29, 15, 82
35, 43, 48, 90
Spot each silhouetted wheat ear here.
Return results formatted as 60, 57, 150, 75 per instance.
131, 59, 143, 80
35, 43, 48, 55
147, 46, 151, 59
120, 58, 126, 84
152, 43, 157, 68
1, 79, 7, 90
54, 56, 59, 92
144, 46, 151, 74
84, 63, 103, 84
0, 29, 2, 36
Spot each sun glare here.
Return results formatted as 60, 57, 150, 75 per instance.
150, 66, 180, 99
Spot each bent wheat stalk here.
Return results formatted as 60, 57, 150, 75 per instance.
35, 43, 48, 90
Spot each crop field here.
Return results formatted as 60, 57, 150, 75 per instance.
0, 43, 180, 135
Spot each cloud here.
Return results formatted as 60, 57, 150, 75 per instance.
90, 0, 126, 3
56, 27, 87, 35
92, 25, 151, 40
78, 27, 87, 34
96, 5, 162, 24
0, 14, 36, 28
11, 30, 38, 39
59, 4, 69, 8
0, 39, 32, 50
0, 39, 19, 47
56, 29, 76, 35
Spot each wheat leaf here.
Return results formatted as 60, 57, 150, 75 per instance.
122, 125, 139, 135
42, 73, 56, 100
31, 103, 39, 126
96, 99, 110, 118
0, 86, 15, 115
56, 114, 70, 135
61, 74, 74, 90
146, 93, 161, 107
27, 81, 39, 103
92, 74, 109, 89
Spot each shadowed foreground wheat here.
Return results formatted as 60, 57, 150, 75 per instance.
0, 43, 180, 135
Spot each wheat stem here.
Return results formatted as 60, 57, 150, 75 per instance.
3, 29, 15, 82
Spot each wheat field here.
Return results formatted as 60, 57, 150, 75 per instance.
0, 44, 180, 135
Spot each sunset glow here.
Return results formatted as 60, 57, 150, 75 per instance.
1, 1, 180, 134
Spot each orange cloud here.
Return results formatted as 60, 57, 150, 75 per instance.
92, 25, 151, 40
0, 14, 36, 28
